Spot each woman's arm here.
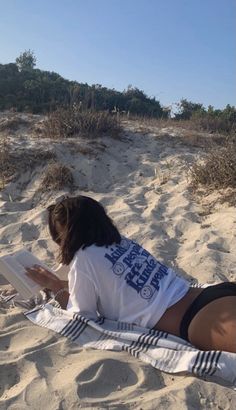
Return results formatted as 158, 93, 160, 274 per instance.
60, 280, 68, 290
26, 265, 69, 308
53, 288, 69, 309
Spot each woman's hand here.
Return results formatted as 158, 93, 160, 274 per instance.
25, 265, 64, 294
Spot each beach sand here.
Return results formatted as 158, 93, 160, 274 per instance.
1, 113, 236, 409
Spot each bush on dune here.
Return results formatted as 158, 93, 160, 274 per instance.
0, 115, 29, 132
43, 105, 121, 139
190, 140, 236, 190
40, 162, 74, 192
175, 100, 236, 135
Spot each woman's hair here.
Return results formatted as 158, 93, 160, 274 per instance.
47, 195, 121, 265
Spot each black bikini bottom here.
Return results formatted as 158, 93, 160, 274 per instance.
179, 282, 236, 342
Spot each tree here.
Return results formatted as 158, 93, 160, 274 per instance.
175, 99, 204, 120
15, 50, 36, 71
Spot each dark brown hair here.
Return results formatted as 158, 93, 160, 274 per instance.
47, 195, 121, 265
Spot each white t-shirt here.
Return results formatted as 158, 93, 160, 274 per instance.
67, 237, 190, 328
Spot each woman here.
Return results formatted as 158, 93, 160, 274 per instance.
26, 196, 236, 353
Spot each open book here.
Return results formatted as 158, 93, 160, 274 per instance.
0, 249, 52, 299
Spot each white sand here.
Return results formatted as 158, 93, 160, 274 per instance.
1, 114, 236, 409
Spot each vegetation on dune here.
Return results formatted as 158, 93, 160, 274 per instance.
44, 105, 121, 139
0, 50, 166, 118
1, 50, 235, 135
175, 99, 236, 135
1, 50, 236, 201
190, 140, 236, 190
175, 101, 236, 199
40, 162, 74, 192
0, 136, 56, 189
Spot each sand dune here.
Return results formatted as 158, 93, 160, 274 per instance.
1, 114, 236, 408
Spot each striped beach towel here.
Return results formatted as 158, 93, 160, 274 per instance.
24, 301, 236, 386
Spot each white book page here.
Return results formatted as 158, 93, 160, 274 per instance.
0, 256, 41, 299
14, 250, 52, 272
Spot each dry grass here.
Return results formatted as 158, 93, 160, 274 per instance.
177, 130, 226, 149
127, 115, 193, 130
0, 139, 56, 189
0, 137, 12, 188
44, 106, 121, 139
126, 117, 228, 149
0, 115, 29, 132
191, 115, 235, 135
190, 140, 236, 190
154, 160, 175, 186
39, 162, 74, 192
128, 115, 236, 136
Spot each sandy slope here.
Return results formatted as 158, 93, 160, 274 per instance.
0, 115, 236, 409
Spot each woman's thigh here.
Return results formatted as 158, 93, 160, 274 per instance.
188, 296, 236, 353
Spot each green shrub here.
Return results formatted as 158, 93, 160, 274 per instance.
191, 105, 236, 134
175, 99, 204, 120
175, 100, 236, 135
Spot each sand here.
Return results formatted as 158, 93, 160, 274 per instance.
0, 113, 236, 409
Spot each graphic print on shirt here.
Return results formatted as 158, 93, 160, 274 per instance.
104, 238, 169, 300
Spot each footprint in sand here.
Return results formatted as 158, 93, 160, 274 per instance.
207, 239, 230, 254
76, 358, 166, 402
20, 223, 40, 242
0, 359, 42, 404
0, 363, 20, 398
76, 359, 139, 399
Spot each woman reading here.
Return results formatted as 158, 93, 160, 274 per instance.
26, 196, 236, 353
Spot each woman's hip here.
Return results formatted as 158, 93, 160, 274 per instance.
180, 282, 236, 352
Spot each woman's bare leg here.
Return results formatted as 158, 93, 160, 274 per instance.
188, 296, 236, 353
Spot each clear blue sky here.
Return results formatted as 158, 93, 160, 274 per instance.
1, 0, 235, 109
